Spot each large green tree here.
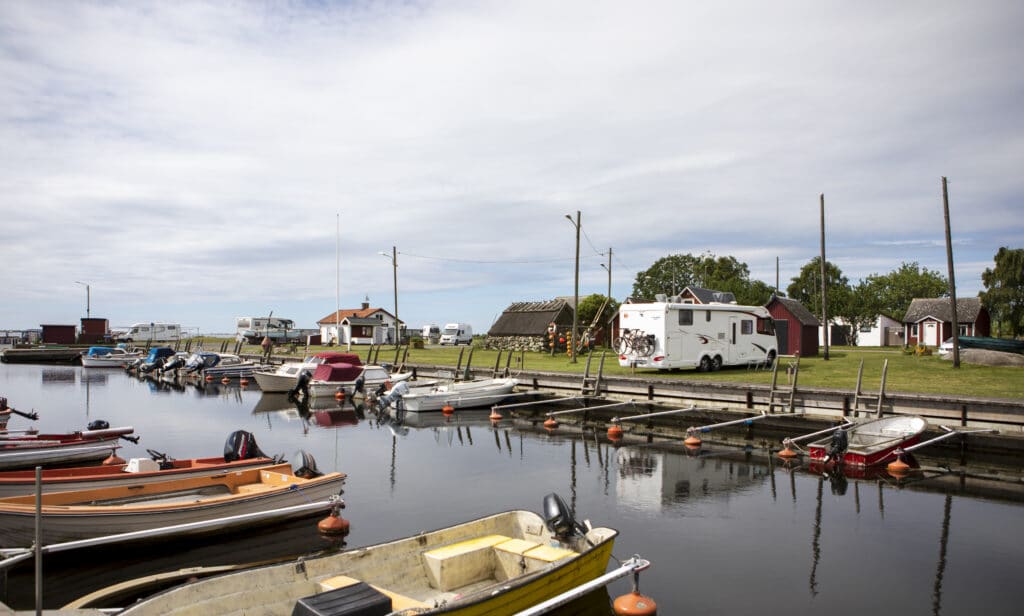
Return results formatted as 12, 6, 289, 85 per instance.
786, 257, 851, 319
858, 262, 948, 319
630, 252, 773, 305
981, 247, 1024, 337
576, 293, 619, 329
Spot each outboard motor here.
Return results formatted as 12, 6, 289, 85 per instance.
542, 493, 585, 541
87, 419, 110, 431
223, 430, 269, 462
823, 426, 849, 464
292, 450, 323, 479
376, 380, 410, 411
288, 369, 313, 401
161, 355, 185, 373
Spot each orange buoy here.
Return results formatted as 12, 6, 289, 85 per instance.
204, 374, 214, 382
317, 505, 350, 535
543, 417, 558, 429
613, 591, 658, 615
683, 434, 702, 447
489, 408, 502, 421
778, 446, 799, 459
239, 378, 249, 387
221, 376, 230, 384
442, 404, 454, 415
334, 389, 345, 400
103, 453, 125, 466
887, 455, 911, 474
607, 423, 623, 439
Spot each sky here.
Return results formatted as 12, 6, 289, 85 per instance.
2, 0, 1022, 336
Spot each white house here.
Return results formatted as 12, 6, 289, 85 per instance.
818, 315, 903, 347
317, 301, 402, 346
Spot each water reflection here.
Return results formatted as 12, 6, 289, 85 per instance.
40, 368, 76, 384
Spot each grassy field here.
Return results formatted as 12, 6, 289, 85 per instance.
198, 338, 1024, 400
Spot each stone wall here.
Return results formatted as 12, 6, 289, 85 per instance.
484, 335, 548, 352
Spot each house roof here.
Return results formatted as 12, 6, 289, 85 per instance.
769, 296, 821, 326
317, 307, 396, 325
682, 286, 736, 304
488, 300, 573, 336
344, 317, 383, 326
903, 297, 983, 324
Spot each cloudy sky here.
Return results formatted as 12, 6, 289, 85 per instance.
2, 1, 1022, 336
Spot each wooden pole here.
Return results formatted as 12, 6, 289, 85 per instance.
942, 177, 960, 368
820, 194, 829, 360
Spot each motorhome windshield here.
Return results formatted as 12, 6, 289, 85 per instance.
444, 327, 458, 335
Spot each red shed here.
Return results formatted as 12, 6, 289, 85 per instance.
40, 324, 77, 345
79, 318, 110, 344
766, 296, 820, 357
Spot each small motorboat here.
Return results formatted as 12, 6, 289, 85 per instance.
111, 493, 619, 616
380, 377, 519, 412
0, 461, 345, 547
298, 362, 414, 399
806, 415, 928, 467
182, 352, 259, 380
80, 346, 143, 368
252, 352, 364, 393
129, 347, 178, 373
0, 430, 275, 497
0, 423, 136, 471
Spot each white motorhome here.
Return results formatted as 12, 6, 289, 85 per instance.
116, 323, 182, 343
617, 299, 777, 371
420, 324, 441, 344
439, 322, 473, 346
235, 316, 316, 343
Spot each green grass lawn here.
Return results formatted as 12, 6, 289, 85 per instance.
196, 339, 1024, 400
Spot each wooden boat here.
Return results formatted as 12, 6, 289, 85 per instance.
0, 462, 345, 547
0, 431, 275, 497
0, 425, 135, 471
252, 352, 365, 393
80, 346, 143, 368
385, 377, 520, 412
806, 415, 927, 467
115, 493, 617, 616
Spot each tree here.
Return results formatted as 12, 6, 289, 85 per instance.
786, 257, 851, 319
981, 247, 1024, 337
858, 262, 948, 319
575, 293, 619, 329
630, 252, 773, 305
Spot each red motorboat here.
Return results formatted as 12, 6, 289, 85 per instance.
0, 424, 136, 471
806, 415, 927, 467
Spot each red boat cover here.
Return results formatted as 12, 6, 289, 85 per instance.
312, 363, 362, 382
313, 352, 362, 366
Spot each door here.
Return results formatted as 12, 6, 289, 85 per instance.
923, 321, 938, 346
774, 320, 789, 355
729, 316, 738, 364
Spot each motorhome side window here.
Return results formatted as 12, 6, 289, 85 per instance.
678, 310, 693, 326
741, 320, 753, 335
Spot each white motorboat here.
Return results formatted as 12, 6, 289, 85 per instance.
252, 352, 364, 393
80, 346, 143, 368
383, 377, 519, 412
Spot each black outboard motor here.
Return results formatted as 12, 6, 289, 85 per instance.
823, 426, 849, 464
87, 419, 110, 431
292, 450, 323, 479
223, 430, 269, 462
288, 370, 313, 401
161, 355, 185, 373
542, 493, 585, 541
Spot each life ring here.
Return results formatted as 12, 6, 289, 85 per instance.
547, 322, 557, 334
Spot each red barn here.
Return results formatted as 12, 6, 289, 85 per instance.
765, 296, 820, 357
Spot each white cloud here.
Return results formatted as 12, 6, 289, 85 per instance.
1, 0, 1021, 333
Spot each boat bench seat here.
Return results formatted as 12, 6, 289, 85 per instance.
422, 535, 577, 590
318, 575, 428, 610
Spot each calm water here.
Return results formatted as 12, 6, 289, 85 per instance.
2, 363, 1023, 615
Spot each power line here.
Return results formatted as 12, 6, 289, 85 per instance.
399, 251, 602, 265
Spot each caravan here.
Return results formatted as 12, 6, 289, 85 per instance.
115, 323, 182, 343
420, 324, 441, 344
617, 299, 777, 371
439, 323, 473, 346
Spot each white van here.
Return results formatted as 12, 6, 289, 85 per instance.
439, 323, 473, 346
617, 299, 777, 371
116, 323, 182, 343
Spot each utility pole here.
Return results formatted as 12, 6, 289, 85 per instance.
379, 247, 399, 345
75, 281, 90, 318
942, 177, 960, 368
820, 194, 829, 360
566, 211, 581, 363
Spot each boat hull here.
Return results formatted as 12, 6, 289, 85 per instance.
116, 509, 617, 616
0, 464, 345, 547
399, 378, 519, 412
0, 443, 120, 471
